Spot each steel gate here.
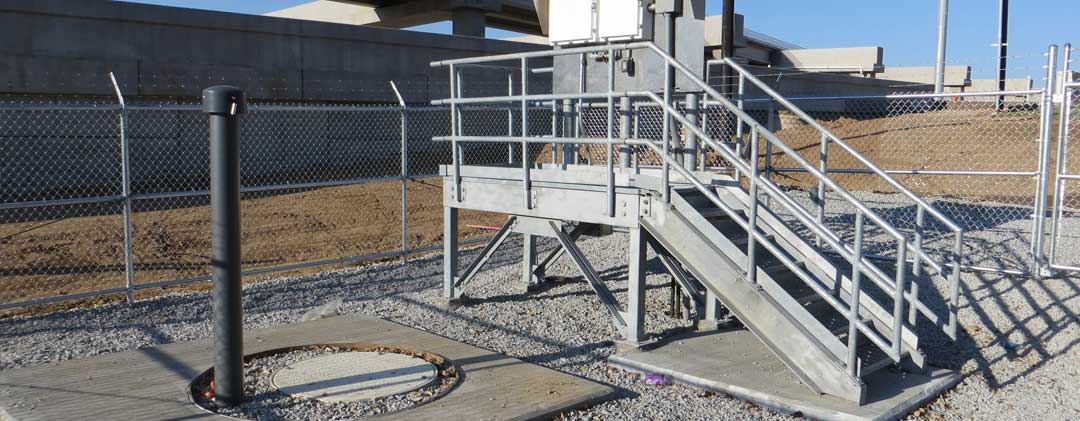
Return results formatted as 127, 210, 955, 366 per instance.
1049, 44, 1080, 273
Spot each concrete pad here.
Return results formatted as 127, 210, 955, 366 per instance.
272, 352, 437, 402
608, 329, 961, 421
0, 314, 615, 420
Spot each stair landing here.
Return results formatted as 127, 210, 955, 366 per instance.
608, 329, 960, 421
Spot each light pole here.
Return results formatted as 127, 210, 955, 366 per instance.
934, 0, 949, 93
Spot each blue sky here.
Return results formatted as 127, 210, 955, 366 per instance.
122, 0, 1078, 81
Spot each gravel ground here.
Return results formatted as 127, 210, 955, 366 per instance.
2, 232, 1079, 420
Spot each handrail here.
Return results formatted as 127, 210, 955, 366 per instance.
722, 58, 964, 234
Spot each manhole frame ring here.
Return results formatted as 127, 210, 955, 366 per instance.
187, 342, 463, 419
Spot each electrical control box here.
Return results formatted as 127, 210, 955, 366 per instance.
548, 0, 654, 45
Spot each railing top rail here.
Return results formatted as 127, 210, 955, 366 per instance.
720, 57, 964, 234
429, 42, 652, 68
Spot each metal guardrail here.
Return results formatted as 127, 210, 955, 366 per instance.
429, 41, 969, 368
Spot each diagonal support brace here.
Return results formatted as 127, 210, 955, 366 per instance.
532, 223, 588, 277
549, 221, 628, 333
455, 216, 517, 291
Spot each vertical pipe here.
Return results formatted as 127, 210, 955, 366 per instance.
816, 133, 829, 248
1033, 45, 1059, 277
443, 207, 459, 299
110, 73, 135, 304
662, 63, 672, 203
685, 94, 699, 170
523, 233, 537, 290
400, 106, 409, 264
747, 130, 760, 284
619, 96, 632, 169
933, 0, 949, 94
521, 58, 531, 210
551, 97, 558, 165
203, 86, 247, 407
562, 99, 574, 168
734, 74, 746, 178
575, 53, 586, 164
721, 0, 736, 98
449, 65, 461, 202
892, 234, 909, 358
1050, 44, 1073, 268
508, 71, 515, 164
909, 207, 925, 325
846, 212, 865, 377
996, 0, 1010, 111
607, 48, 616, 217
625, 227, 647, 344
390, 81, 409, 265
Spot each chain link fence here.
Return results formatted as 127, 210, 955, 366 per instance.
0, 81, 1072, 310
0, 95, 543, 311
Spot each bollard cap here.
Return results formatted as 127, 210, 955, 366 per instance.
202, 86, 247, 115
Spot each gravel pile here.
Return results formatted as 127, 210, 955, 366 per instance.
2, 231, 1079, 420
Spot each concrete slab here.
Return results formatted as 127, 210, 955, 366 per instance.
608, 329, 961, 421
271, 351, 437, 402
0, 314, 615, 420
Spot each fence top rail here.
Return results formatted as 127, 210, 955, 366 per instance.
702, 90, 1045, 105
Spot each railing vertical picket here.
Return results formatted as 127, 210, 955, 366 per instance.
449, 64, 461, 203
816, 133, 829, 248
909, 207, 925, 325
508, 71, 515, 164
521, 57, 531, 210
847, 211, 865, 377
662, 62, 673, 203
734, 72, 745, 179
606, 48, 616, 217
747, 130, 760, 284
892, 234, 909, 359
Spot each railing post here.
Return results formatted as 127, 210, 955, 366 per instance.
606, 48, 616, 217
521, 57, 531, 210
816, 133, 829, 248
562, 99, 574, 168
734, 72, 746, 178
110, 73, 135, 304
847, 212, 865, 377
449, 64, 462, 203
662, 61, 673, 203
765, 99, 776, 180
203, 85, 247, 407
1050, 43, 1073, 269
909, 207, 925, 325
508, 71, 515, 164
685, 93, 699, 171
747, 130, 760, 284
892, 234, 909, 358
1032, 44, 1059, 278
619, 96, 632, 169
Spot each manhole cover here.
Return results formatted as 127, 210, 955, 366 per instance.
271, 351, 438, 402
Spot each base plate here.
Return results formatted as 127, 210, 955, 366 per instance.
608, 329, 961, 421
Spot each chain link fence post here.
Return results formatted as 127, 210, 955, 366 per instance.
110, 73, 136, 304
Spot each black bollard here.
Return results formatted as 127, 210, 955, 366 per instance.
203, 86, 247, 406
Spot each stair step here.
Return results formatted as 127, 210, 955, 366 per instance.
760, 260, 804, 273
731, 234, 775, 248
699, 207, 746, 219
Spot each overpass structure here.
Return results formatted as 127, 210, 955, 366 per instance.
267, 0, 544, 37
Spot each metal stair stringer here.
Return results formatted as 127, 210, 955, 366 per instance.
641, 209, 867, 403
704, 178, 925, 368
